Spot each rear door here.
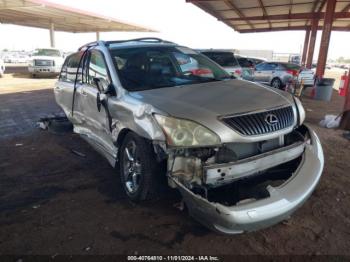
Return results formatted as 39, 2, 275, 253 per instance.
79, 49, 113, 150
261, 63, 278, 83
54, 52, 85, 124
253, 62, 267, 82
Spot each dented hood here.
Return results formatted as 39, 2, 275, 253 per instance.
130, 79, 293, 120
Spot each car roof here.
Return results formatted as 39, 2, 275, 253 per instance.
107, 41, 177, 50
79, 38, 179, 51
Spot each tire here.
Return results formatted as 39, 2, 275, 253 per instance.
119, 132, 159, 202
271, 78, 283, 89
32, 74, 36, 78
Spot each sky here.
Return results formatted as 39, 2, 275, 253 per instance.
0, 0, 349, 60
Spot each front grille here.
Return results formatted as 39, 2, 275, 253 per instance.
34, 59, 54, 66
222, 106, 294, 136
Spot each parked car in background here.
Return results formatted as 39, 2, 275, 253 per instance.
0, 58, 5, 77
289, 55, 301, 65
28, 48, 64, 77
54, 38, 324, 234
15, 55, 30, 63
198, 49, 252, 79
246, 56, 266, 66
2, 53, 29, 63
253, 62, 314, 89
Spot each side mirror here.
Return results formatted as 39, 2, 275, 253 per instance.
96, 92, 107, 112
93, 77, 116, 96
93, 77, 104, 93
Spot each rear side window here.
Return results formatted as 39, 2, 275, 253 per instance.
59, 58, 69, 81
59, 52, 83, 83
201, 52, 239, 67
282, 63, 301, 70
257, 63, 278, 71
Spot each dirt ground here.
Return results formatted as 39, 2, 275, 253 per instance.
0, 73, 350, 256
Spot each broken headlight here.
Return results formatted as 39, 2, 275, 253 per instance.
154, 114, 221, 147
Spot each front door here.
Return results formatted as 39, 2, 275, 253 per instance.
79, 49, 114, 152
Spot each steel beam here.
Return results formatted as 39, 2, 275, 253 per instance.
341, 3, 350, 12
316, 0, 337, 77
301, 29, 311, 66
49, 22, 55, 48
96, 31, 100, 41
238, 26, 350, 33
222, 0, 255, 29
224, 12, 350, 21
306, 19, 318, 69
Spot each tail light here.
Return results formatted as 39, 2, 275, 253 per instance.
233, 69, 242, 75
286, 69, 299, 76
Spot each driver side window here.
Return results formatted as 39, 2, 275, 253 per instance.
88, 50, 110, 90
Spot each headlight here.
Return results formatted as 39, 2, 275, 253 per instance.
154, 114, 221, 147
294, 97, 305, 125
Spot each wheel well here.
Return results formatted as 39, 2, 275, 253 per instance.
271, 77, 281, 83
115, 128, 131, 148
271, 77, 283, 87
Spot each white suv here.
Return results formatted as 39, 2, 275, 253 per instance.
28, 48, 64, 77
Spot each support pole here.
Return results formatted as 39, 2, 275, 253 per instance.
340, 70, 350, 130
301, 29, 310, 66
306, 19, 318, 69
316, 0, 337, 77
50, 22, 55, 48
96, 31, 100, 41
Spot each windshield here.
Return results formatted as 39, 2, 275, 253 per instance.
201, 51, 239, 67
109, 46, 231, 91
32, 49, 61, 57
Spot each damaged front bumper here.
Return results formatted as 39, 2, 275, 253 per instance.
170, 125, 324, 234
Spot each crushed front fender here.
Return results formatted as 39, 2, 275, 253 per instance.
171, 124, 324, 234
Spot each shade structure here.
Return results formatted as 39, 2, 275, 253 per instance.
0, 0, 154, 33
187, 0, 350, 33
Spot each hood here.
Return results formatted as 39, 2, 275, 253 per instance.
130, 79, 293, 119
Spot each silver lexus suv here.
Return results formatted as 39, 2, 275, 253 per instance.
54, 38, 324, 234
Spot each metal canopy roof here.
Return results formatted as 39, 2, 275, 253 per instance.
0, 0, 154, 33
188, 0, 350, 33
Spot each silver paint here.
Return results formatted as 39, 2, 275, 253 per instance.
54, 41, 324, 233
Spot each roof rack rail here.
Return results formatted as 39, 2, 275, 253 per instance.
106, 37, 175, 46
78, 41, 106, 51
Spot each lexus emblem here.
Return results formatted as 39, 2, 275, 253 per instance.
265, 114, 278, 125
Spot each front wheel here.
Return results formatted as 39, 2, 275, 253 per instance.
119, 132, 159, 202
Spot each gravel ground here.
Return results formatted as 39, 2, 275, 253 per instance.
0, 74, 350, 256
